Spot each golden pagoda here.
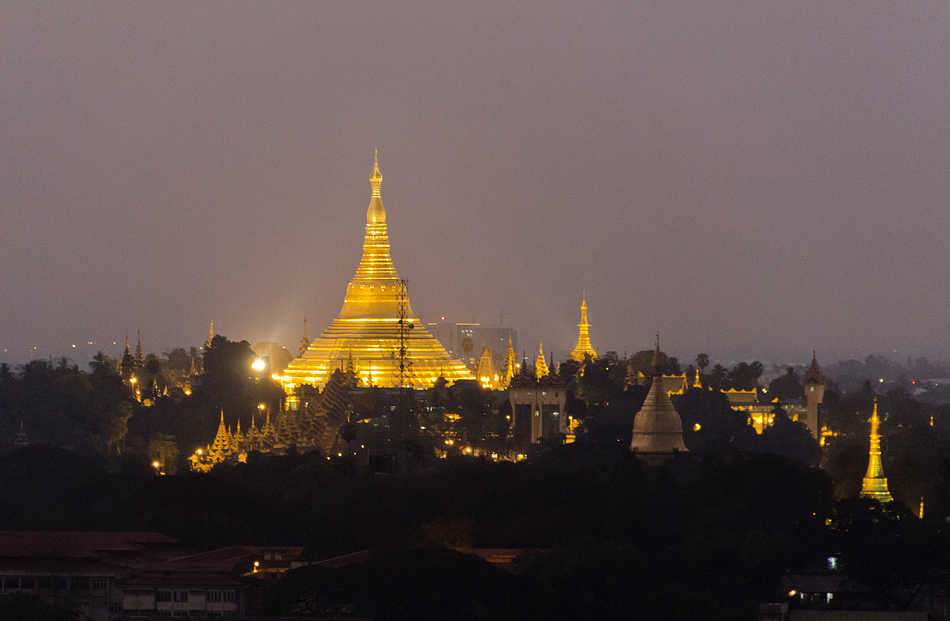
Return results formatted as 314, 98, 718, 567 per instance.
861, 397, 893, 503
569, 292, 597, 361
279, 153, 473, 390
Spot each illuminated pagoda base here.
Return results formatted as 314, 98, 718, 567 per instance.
279, 153, 473, 391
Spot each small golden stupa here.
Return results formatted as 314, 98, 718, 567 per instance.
569, 292, 598, 361
278, 153, 473, 390
861, 397, 893, 503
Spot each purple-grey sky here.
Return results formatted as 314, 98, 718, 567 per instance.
1, 2, 948, 369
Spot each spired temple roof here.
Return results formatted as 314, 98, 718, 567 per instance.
629, 338, 688, 462
278, 153, 473, 390
569, 293, 598, 362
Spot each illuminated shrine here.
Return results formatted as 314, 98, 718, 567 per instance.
278, 153, 473, 390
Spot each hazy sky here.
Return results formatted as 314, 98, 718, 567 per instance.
1, 2, 948, 369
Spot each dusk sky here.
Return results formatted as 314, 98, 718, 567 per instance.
1, 2, 948, 369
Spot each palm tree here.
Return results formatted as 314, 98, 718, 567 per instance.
710, 363, 727, 390
750, 361, 764, 385
696, 353, 710, 373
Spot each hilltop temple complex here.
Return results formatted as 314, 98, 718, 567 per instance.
276, 154, 473, 391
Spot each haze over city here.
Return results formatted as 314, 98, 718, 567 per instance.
2, 2, 948, 367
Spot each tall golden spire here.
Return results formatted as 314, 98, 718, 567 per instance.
861, 397, 893, 503
502, 331, 517, 387
570, 292, 598, 362
206, 321, 214, 349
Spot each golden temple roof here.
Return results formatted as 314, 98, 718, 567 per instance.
569, 292, 597, 362
279, 153, 473, 390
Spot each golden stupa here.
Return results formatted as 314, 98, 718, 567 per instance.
278, 153, 473, 390
569, 292, 597, 361
860, 397, 893, 503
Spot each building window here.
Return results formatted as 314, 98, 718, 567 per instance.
91, 578, 108, 591
20, 577, 34, 590
207, 591, 221, 603
174, 590, 189, 603
71, 577, 90, 591
157, 590, 173, 603
3, 577, 18, 590
222, 590, 235, 603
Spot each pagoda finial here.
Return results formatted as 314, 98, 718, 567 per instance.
370, 149, 383, 198
206, 320, 214, 349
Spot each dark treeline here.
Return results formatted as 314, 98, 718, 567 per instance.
2, 443, 949, 619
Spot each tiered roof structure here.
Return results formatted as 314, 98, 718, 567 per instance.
278, 153, 472, 390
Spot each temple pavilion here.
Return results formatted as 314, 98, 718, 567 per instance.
277, 153, 473, 390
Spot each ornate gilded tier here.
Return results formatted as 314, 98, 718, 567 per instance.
278, 153, 473, 390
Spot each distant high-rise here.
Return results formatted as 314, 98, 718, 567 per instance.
278, 153, 473, 390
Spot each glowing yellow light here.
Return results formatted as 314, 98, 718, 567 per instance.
252, 359, 265, 372
693, 423, 701, 431
152, 461, 160, 468
196, 449, 203, 455
258, 404, 265, 410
